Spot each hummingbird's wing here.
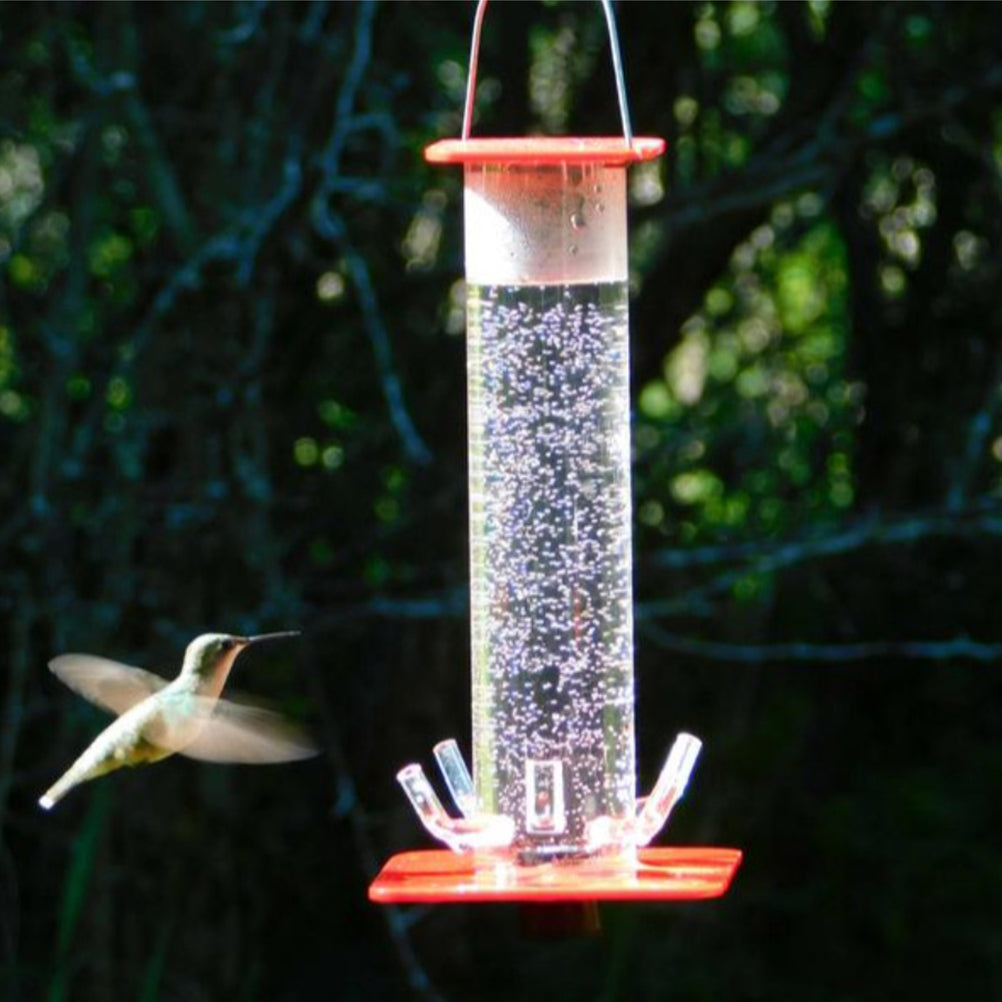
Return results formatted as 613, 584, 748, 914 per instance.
49, 654, 169, 716
174, 697, 318, 763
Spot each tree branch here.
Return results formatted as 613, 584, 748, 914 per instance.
302, 636, 448, 1002
312, 210, 433, 467
641, 505, 1002, 618
639, 622, 1002, 665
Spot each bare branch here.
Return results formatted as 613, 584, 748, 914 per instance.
364, 591, 467, 620
302, 639, 448, 1002
640, 622, 1002, 665
313, 209, 433, 467
304, 1, 430, 466
319, 0, 377, 177
642, 505, 1002, 618
652, 62, 1002, 240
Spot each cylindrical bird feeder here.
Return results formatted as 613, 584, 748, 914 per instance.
371, 0, 740, 905
460, 142, 652, 863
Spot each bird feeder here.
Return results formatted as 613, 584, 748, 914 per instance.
370, 0, 741, 907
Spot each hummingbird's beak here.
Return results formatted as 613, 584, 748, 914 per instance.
241, 630, 302, 647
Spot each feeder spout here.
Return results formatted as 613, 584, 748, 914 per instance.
433, 739, 478, 818
396, 764, 514, 853
634, 733, 703, 847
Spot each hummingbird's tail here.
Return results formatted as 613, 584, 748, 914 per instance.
39, 741, 116, 809
39, 772, 78, 810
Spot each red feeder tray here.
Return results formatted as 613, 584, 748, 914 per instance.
369, 847, 743, 905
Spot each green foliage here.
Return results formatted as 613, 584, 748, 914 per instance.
635, 209, 854, 550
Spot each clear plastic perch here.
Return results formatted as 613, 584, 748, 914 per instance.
397, 732, 702, 857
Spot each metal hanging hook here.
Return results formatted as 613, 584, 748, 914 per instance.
461, 0, 635, 146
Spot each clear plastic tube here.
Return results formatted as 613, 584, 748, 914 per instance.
464, 162, 635, 861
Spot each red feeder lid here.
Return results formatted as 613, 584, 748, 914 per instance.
369, 846, 742, 904
425, 136, 665, 167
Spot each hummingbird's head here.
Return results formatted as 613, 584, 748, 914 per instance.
181, 633, 248, 681
179, 630, 301, 682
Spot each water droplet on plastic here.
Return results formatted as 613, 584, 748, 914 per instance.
570, 211, 586, 231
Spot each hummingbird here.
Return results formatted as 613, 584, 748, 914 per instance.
39, 631, 317, 810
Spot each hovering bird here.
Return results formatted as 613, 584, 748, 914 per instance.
39, 631, 317, 809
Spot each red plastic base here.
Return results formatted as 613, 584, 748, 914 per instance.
369, 847, 742, 904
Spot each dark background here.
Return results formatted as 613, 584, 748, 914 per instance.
3, 2, 1002, 999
